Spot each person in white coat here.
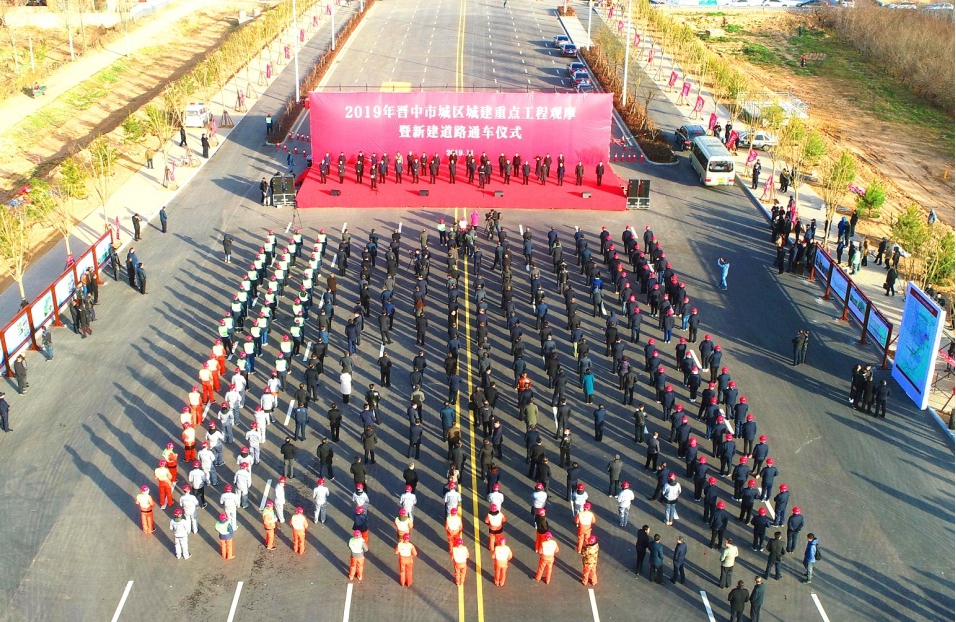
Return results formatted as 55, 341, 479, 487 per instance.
340, 371, 353, 404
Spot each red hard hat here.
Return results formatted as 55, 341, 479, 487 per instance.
353, 530, 362, 537
721, 367, 728, 373
537, 508, 546, 515
679, 338, 686, 344
219, 513, 228, 521
746, 414, 754, 421
766, 458, 774, 466
740, 396, 748, 403
648, 338, 655, 344
241, 462, 249, 468
725, 433, 733, 440
666, 384, 673, 392
704, 334, 711, 340
588, 535, 598, 544
318, 478, 326, 485
717, 500, 726, 509
622, 481, 630, 489
224, 484, 233, 492
748, 479, 756, 487
266, 501, 274, 507
192, 386, 199, 392
493, 483, 501, 491
780, 484, 789, 492
545, 532, 553, 540
535, 482, 544, 490
356, 507, 365, 514
740, 456, 749, 463
399, 508, 407, 516
241, 446, 249, 453
681, 416, 688, 423
689, 438, 698, 447
450, 507, 458, 515
717, 415, 725, 422
489, 504, 499, 512
158, 460, 167, 467
729, 381, 736, 388
793, 507, 801, 515
182, 485, 191, 492
577, 483, 585, 490
174, 509, 183, 517
759, 435, 768, 442
759, 507, 767, 516
192, 461, 200, 468
455, 537, 464, 546
166, 442, 174, 449
699, 456, 707, 464
583, 502, 592, 510
405, 485, 412, 492
356, 482, 363, 489
715, 345, 722, 352
675, 404, 684, 412
251, 422, 258, 429
182, 406, 189, 412
708, 477, 717, 485
140, 485, 149, 492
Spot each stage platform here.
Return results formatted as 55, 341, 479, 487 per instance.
294, 166, 627, 211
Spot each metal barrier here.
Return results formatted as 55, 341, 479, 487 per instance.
811, 247, 895, 369
0, 232, 113, 377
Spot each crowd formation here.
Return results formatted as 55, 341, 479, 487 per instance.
133, 211, 821, 617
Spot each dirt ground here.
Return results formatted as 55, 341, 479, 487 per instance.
669, 9, 956, 236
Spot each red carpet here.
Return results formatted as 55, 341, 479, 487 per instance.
295, 166, 626, 211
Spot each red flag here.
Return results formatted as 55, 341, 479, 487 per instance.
746, 148, 758, 165
708, 112, 718, 131
693, 96, 705, 113
668, 71, 678, 88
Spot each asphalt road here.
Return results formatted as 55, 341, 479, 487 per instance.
0, 1, 952, 622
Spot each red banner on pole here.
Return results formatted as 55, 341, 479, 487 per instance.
647, 48, 654, 63
633, 32, 640, 46
746, 148, 758, 165
668, 71, 678, 88
726, 130, 738, 150
308, 92, 614, 167
681, 81, 691, 97
693, 96, 705, 113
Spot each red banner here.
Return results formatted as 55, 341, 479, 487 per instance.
681, 81, 691, 97
308, 92, 614, 166
708, 112, 717, 130
668, 71, 678, 87
633, 32, 640, 46
693, 95, 705, 113
746, 148, 758, 165
726, 130, 738, 150
647, 48, 654, 63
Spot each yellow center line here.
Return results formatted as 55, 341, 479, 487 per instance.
456, 0, 467, 92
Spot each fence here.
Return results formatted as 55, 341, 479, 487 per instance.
0, 231, 113, 377
810, 246, 895, 368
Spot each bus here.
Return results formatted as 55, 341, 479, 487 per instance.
689, 136, 736, 186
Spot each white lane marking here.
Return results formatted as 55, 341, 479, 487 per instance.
700, 591, 717, 622
811, 593, 832, 622
398, 222, 403, 233
202, 403, 210, 420
379, 344, 385, 357
342, 222, 347, 233
285, 222, 292, 233
764, 499, 775, 519
259, 479, 273, 511
588, 588, 601, 622
342, 582, 354, 622
226, 582, 244, 622
110, 581, 134, 622
284, 401, 294, 426
302, 342, 313, 362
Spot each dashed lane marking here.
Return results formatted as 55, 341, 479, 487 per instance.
110, 581, 133, 622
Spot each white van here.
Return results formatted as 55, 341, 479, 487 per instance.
183, 103, 210, 128
690, 136, 736, 186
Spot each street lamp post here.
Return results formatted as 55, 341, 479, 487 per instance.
622, 0, 632, 106
586, 0, 593, 50
293, 0, 300, 100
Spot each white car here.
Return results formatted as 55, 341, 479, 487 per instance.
553, 35, 570, 48
183, 103, 211, 128
736, 130, 779, 151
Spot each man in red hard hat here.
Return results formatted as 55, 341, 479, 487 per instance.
154, 460, 173, 509
451, 537, 469, 585
581, 534, 600, 586
535, 531, 560, 584
170, 508, 190, 559
289, 506, 309, 555
395, 533, 418, 587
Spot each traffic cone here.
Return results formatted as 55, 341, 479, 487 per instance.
640, 153, 645, 162
276, 143, 281, 150
294, 147, 299, 155
613, 153, 618, 162
284, 145, 289, 152
287, 132, 293, 141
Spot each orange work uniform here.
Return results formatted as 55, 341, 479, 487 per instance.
216, 519, 235, 559
155, 465, 173, 507
290, 513, 309, 555
395, 541, 418, 586
135, 491, 155, 533
348, 536, 368, 580
535, 539, 559, 583
212, 343, 227, 375
162, 449, 179, 482
182, 427, 196, 462
207, 359, 221, 392
451, 544, 469, 585
575, 510, 596, 552
492, 543, 513, 586
187, 390, 202, 426
445, 514, 463, 554
484, 511, 507, 551
262, 507, 277, 549
199, 368, 214, 404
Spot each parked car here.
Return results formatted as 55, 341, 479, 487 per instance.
885, 1, 917, 7
795, 0, 837, 7
575, 83, 595, 94
183, 103, 211, 128
736, 130, 779, 151
571, 70, 591, 86
562, 43, 578, 57
566, 61, 587, 78
674, 124, 707, 151
923, 2, 952, 8
553, 35, 570, 48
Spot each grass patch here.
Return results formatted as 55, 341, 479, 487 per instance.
724, 23, 743, 33
740, 43, 777, 65
705, 11, 727, 16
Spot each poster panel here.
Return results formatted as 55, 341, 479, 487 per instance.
309, 92, 614, 167
54, 271, 77, 310
892, 283, 946, 410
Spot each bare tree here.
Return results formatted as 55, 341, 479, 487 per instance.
82, 135, 119, 226
818, 150, 856, 247
50, 0, 77, 60
0, 201, 32, 300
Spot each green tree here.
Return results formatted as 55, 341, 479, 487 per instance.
819, 151, 857, 246
856, 181, 886, 220
82, 135, 118, 226
0, 201, 32, 299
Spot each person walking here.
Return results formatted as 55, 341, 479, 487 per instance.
791, 331, 807, 366
159, 206, 168, 233
751, 160, 761, 190
39, 326, 53, 361
492, 537, 514, 586
648, 534, 665, 584
395, 533, 418, 587
728, 580, 750, 622
717, 257, 730, 290
719, 538, 739, 588
803, 533, 819, 584
750, 576, 766, 622
134, 485, 156, 534
451, 538, 470, 585
13, 354, 27, 395
671, 535, 687, 584
222, 234, 233, 264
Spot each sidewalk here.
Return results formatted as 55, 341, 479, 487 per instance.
0, 0, 222, 138
585, 1, 954, 415
0, 0, 360, 321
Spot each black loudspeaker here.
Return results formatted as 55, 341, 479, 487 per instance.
330, 189, 341, 196
638, 179, 651, 198
582, 192, 592, 199
626, 179, 639, 197
419, 190, 429, 197
494, 190, 504, 198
